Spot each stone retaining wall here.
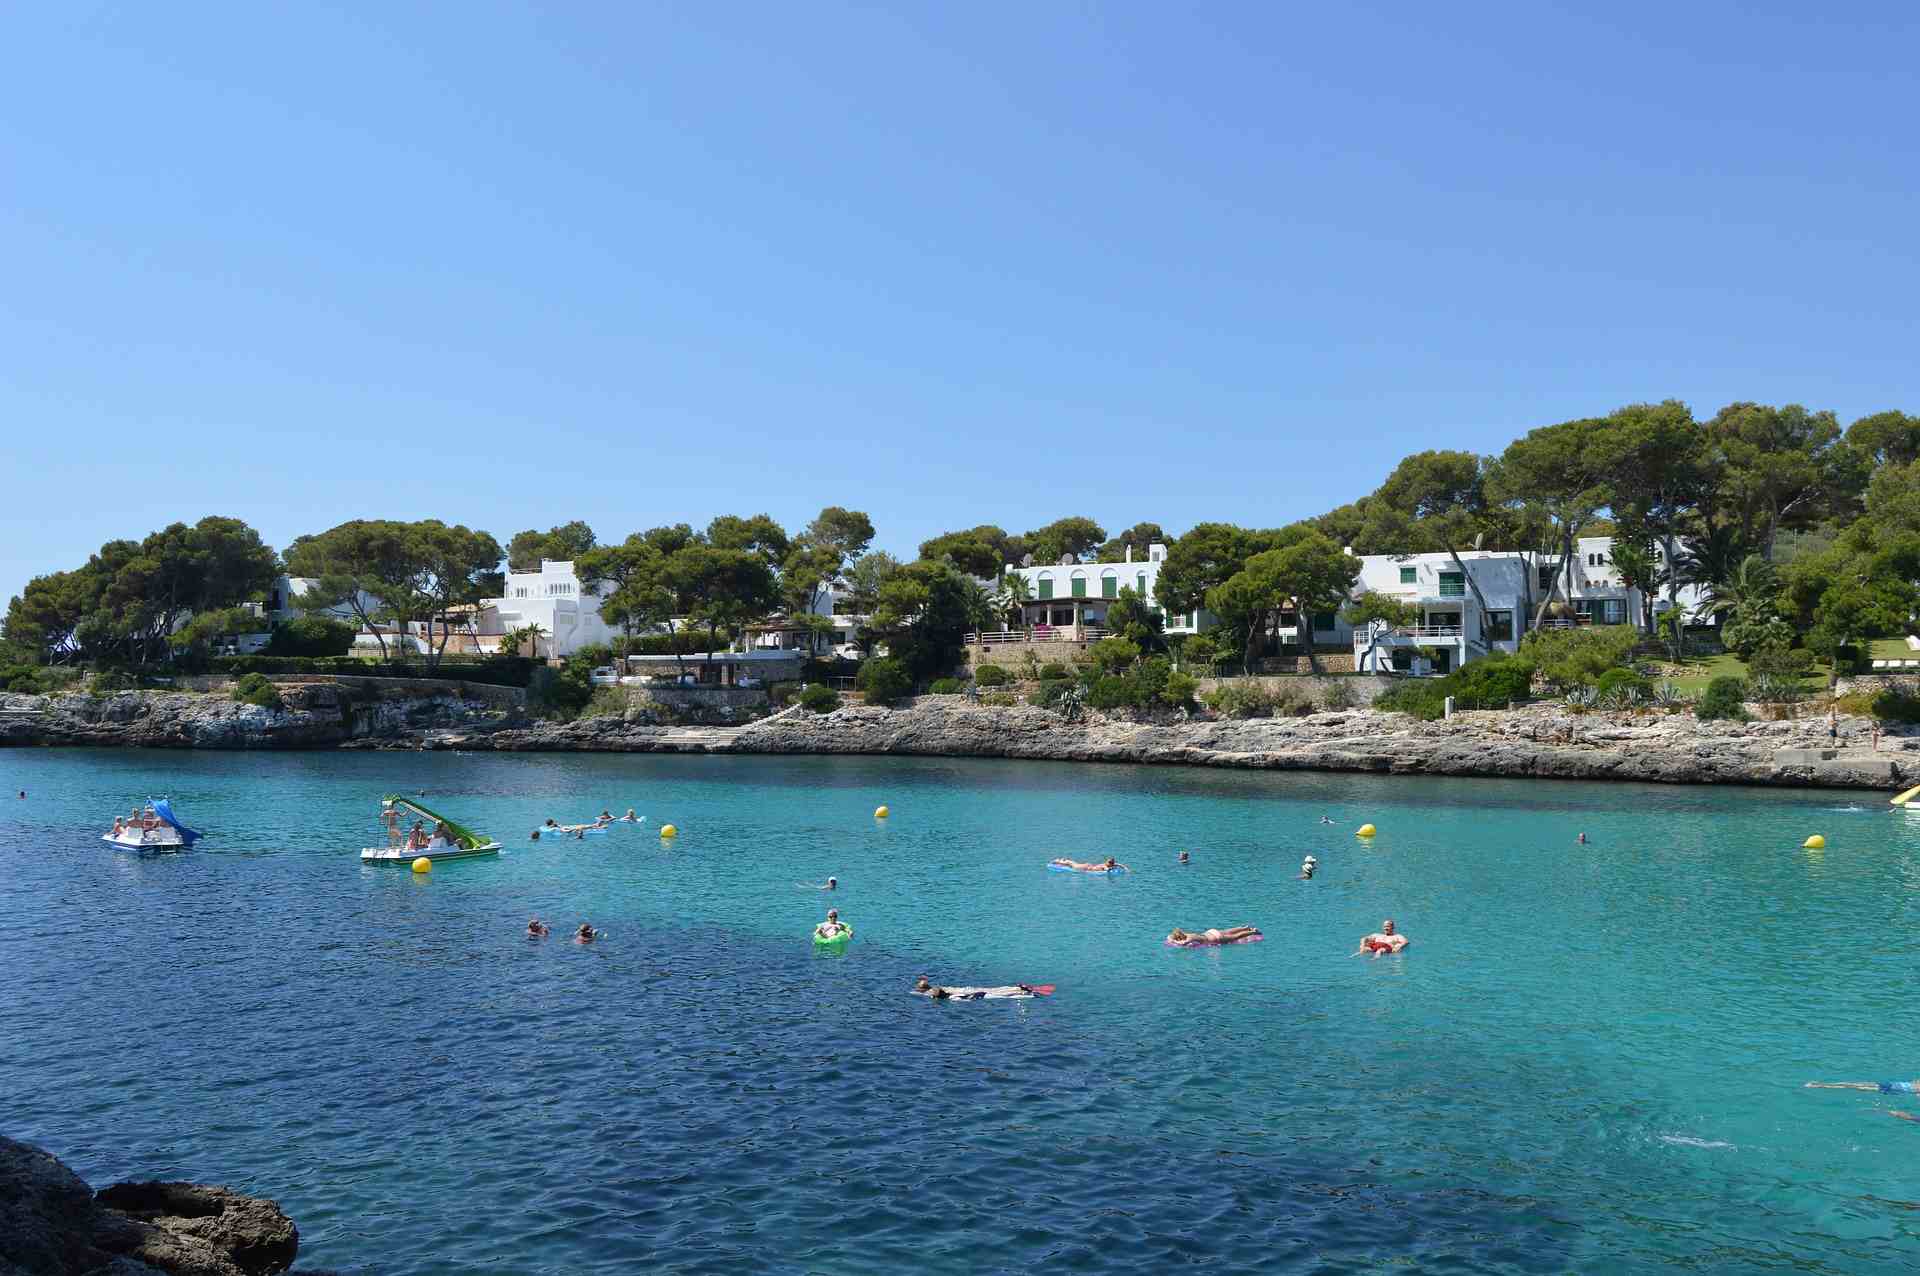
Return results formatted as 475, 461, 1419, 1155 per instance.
1193, 673, 1398, 705
627, 685, 769, 711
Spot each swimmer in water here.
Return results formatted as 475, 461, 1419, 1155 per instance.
599, 809, 613, 821
527, 918, 550, 938
1178, 851, 1191, 865
1298, 856, 1317, 880
623, 808, 639, 822
1806, 1080, 1920, 1092
575, 923, 597, 943
1320, 816, 1334, 825
1051, 856, 1130, 873
914, 976, 1038, 1000
544, 818, 559, 830
1578, 832, 1588, 845
798, 876, 838, 890
1352, 919, 1408, 957
814, 909, 850, 940
530, 829, 541, 841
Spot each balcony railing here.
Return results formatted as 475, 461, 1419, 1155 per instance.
966, 626, 1110, 646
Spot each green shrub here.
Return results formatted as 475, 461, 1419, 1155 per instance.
980, 691, 1017, 707
3, 663, 54, 693
582, 686, 629, 719
1446, 654, 1535, 709
1695, 675, 1751, 721
856, 657, 913, 706
1518, 626, 1638, 689
208, 654, 535, 687
974, 664, 1011, 687
89, 669, 137, 694
1869, 688, 1920, 722
1594, 668, 1652, 700
799, 683, 841, 713
1085, 674, 1139, 710
1161, 670, 1198, 709
1375, 655, 1533, 721
1040, 662, 1071, 680
1204, 682, 1279, 719
1320, 679, 1359, 710
1033, 678, 1072, 708
528, 661, 594, 719
265, 616, 355, 657
929, 677, 964, 694
230, 672, 283, 709
1374, 680, 1447, 720
1088, 637, 1141, 676
1748, 645, 1815, 680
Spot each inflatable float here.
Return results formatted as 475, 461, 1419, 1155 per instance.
813, 924, 854, 949
918, 984, 1055, 1000
1166, 929, 1264, 948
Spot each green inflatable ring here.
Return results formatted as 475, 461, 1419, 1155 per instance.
813, 923, 854, 948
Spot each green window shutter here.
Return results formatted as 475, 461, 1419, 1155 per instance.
1038, 578, 1053, 600
1137, 573, 1147, 594
1438, 571, 1465, 598
1102, 576, 1117, 598
1071, 576, 1087, 598
1399, 567, 1416, 584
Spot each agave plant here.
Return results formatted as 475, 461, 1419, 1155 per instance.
1650, 681, 1685, 709
1564, 685, 1598, 710
1598, 684, 1641, 711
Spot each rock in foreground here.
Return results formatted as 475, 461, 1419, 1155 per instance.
0, 1135, 324, 1276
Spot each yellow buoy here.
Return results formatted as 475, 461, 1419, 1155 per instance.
660, 824, 678, 838
411, 856, 432, 873
874, 805, 889, 819
1803, 834, 1825, 849
1356, 823, 1377, 838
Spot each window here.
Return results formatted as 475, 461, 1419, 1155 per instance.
1071, 573, 1087, 599
1486, 610, 1513, 642
1438, 571, 1465, 598
1137, 572, 1147, 594
1399, 567, 1417, 584
1537, 562, 1559, 592
1037, 575, 1053, 600
1313, 611, 1336, 632
1101, 573, 1118, 599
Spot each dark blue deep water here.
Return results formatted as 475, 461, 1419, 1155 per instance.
4, 749, 1920, 1273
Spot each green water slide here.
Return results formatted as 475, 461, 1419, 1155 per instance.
385, 796, 491, 849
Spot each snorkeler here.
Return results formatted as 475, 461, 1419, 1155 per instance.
527, 919, 550, 938
575, 923, 597, 943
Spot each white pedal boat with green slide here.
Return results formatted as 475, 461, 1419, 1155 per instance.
360, 796, 501, 864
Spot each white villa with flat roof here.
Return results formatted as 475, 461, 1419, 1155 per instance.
483, 560, 619, 657
999, 543, 1206, 639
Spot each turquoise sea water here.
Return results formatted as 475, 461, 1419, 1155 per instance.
4, 749, 1920, 1273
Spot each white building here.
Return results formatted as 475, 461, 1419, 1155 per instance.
484, 560, 620, 657
747, 580, 867, 659
1000, 543, 1205, 638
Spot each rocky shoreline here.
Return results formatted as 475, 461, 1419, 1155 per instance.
0, 1135, 332, 1275
3, 688, 1911, 790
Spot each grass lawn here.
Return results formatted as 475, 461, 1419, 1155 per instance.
1663, 651, 1831, 696
1869, 637, 1919, 662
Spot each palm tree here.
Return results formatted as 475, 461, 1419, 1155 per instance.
1701, 554, 1777, 623
990, 572, 1031, 631
1675, 525, 1745, 597
507, 622, 547, 660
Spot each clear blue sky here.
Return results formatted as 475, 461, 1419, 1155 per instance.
5, 2, 1917, 602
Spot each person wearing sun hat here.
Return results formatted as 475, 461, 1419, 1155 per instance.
1298, 855, 1318, 880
